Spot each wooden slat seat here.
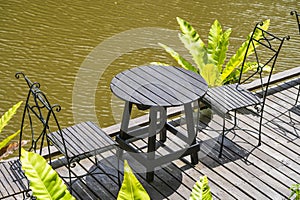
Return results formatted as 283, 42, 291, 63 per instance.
48, 121, 116, 160
203, 83, 261, 115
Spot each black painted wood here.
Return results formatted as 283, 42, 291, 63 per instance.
110, 65, 208, 107
203, 83, 261, 114
48, 121, 116, 159
111, 65, 208, 182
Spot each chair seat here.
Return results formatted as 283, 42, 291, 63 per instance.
202, 83, 261, 115
48, 121, 117, 159
0, 159, 30, 199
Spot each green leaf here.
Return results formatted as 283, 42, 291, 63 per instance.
0, 129, 20, 151
207, 20, 222, 59
289, 183, 300, 200
189, 175, 213, 200
176, 17, 208, 72
0, 101, 22, 133
217, 28, 231, 71
207, 20, 232, 72
150, 62, 171, 66
21, 148, 75, 200
200, 64, 221, 87
219, 19, 270, 84
117, 160, 150, 200
159, 43, 199, 73
207, 20, 231, 71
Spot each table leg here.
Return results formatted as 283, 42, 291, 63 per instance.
146, 106, 158, 182
118, 101, 132, 158
184, 103, 199, 165
120, 101, 132, 139
159, 107, 167, 142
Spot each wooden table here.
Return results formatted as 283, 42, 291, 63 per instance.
110, 65, 208, 182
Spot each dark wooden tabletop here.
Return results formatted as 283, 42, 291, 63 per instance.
110, 65, 208, 107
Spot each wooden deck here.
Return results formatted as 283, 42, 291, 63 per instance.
59, 74, 299, 200
2, 69, 300, 200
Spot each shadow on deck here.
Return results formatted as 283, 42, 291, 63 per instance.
2, 76, 299, 200
51, 76, 300, 200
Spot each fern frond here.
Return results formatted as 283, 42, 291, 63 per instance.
219, 19, 270, 84
176, 17, 208, 72
0, 101, 22, 133
159, 43, 198, 73
0, 130, 20, 151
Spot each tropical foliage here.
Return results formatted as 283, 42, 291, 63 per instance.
117, 160, 212, 200
190, 175, 213, 200
20, 148, 75, 200
0, 101, 24, 160
159, 17, 270, 87
117, 160, 150, 200
289, 183, 300, 200
19, 151, 211, 200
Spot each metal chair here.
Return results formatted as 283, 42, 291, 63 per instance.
291, 10, 300, 34
291, 10, 300, 105
201, 22, 289, 158
1, 72, 121, 199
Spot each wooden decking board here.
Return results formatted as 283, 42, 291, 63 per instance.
123, 141, 189, 199
133, 162, 186, 199
3, 76, 300, 199
171, 160, 225, 200
147, 171, 188, 200
198, 132, 281, 199
0, 160, 30, 199
202, 152, 267, 199
262, 100, 300, 157
197, 120, 287, 198
198, 108, 296, 198
183, 134, 255, 199
235, 114, 299, 192
58, 152, 120, 200
237, 112, 300, 181
125, 133, 228, 199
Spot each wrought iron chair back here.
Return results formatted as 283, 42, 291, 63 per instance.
291, 10, 300, 105
10, 72, 121, 199
291, 10, 300, 34
15, 72, 67, 161
0, 73, 67, 199
201, 21, 288, 158
238, 23, 288, 110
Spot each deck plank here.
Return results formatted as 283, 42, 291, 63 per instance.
3, 75, 300, 199
59, 76, 300, 199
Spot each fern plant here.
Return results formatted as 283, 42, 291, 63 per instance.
20, 148, 75, 200
117, 160, 150, 200
190, 175, 213, 200
289, 183, 300, 200
159, 17, 270, 87
117, 160, 212, 200
0, 101, 23, 159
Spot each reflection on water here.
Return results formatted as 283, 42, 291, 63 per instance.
0, 0, 299, 141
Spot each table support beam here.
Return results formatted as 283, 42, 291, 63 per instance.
184, 103, 199, 165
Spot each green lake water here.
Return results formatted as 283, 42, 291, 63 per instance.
0, 0, 299, 141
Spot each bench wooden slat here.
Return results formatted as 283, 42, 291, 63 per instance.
48, 121, 116, 159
